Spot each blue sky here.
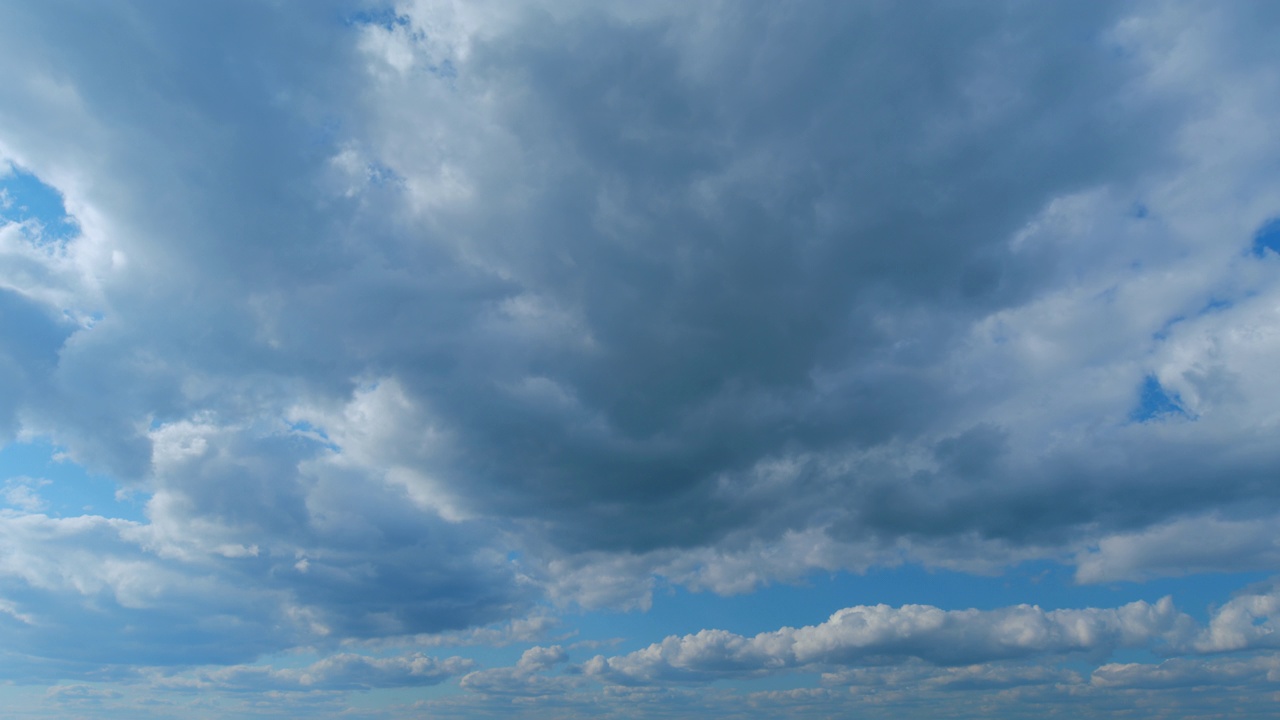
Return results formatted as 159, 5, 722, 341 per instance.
2, 1, 1280, 717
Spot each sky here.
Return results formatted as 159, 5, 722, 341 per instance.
1, 0, 1280, 717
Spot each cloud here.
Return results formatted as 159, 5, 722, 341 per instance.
1075, 514, 1280, 583
0, 413, 528, 674
821, 661, 1081, 693
458, 645, 579, 697
1193, 581, 1280, 653
1091, 654, 1280, 690
0, 0, 1251, 592
0, 4, 1279, 715
311, 0, 1280, 591
159, 652, 475, 693
346, 0, 1170, 556
1, 476, 48, 512
574, 583, 1280, 692
585, 597, 1190, 684
368, 611, 562, 650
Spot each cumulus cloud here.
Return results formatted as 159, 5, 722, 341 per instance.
585, 597, 1190, 684
0, 412, 527, 674
458, 644, 579, 697
1193, 581, 1280, 653
347, 0, 1166, 555
0, 0, 1270, 602
571, 585, 1280, 694
0, 0, 1280, 715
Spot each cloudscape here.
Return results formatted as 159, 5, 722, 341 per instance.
2, 1, 1280, 717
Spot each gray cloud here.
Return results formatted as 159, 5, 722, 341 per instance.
312, 0, 1280, 576
1, 0, 1280, 698
351, 0, 1179, 554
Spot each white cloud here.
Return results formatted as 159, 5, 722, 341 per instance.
1091, 654, 1280, 689
585, 597, 1190, 684
1076, 514, 1280, 583
1193, 582, 1280, 653
458, 644, 578, 697
1, 476, 48, 512
1, 1, 1280, 714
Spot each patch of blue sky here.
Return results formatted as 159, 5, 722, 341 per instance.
432, 58, 458, 81
1129, 374, 1189, 423
288, 420, 340, 452
713, 669, 815, 694
0, 685, 41, 717
344, 8, 411, 31
0, 439, 146, 521
1251, 217, 1280, 257
0, 163, 78, 244
366, 161, 403, 187
1197, 297, 1233, 314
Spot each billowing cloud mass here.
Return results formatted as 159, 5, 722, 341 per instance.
1, 0, 1280, 717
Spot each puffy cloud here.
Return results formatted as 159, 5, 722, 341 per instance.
345, 0, 1168, 557
458, 644, 578, 697
1, 3, 1280, 716
517, 644, 569, 672
0, 405, 528, 673
1193, 581, 1280, 653
585, 597, 1190, 684
0, 0, 1269, 602
1, 476, 48, 512
571, 584, 1280, 699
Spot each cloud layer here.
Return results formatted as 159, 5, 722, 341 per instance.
1, 0, 1280, 717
